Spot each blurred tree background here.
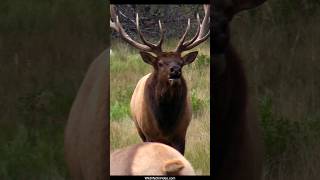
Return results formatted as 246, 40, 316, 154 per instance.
0, 0, 108, 179
111, 4, 206, 46
230, 0, 320, 179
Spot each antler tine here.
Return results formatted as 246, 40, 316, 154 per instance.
113, 15, 151, 51
174, 18, 191, 52
136, 13, 154, 48
175, 4, 210, 53
110, 5, 164, 53
110, 5, 117, 21
110, 20, 117, 31
182, 30, 210, 51
110, 5, 118, 31
199, 4, 210, 38
156, 20, 164, 48
136, 13, 165, 53
183, 13, 201, 47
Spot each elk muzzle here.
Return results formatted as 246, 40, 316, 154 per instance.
168, 65, 182, 86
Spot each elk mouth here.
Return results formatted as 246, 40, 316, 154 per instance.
168, 74, 181, 86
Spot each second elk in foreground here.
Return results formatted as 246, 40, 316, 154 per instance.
110, 5, 210, 155
110, 142, 195, 175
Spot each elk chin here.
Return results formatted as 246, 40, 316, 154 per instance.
168, 78, 181, 86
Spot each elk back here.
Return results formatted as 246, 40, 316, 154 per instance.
64, 49, 109, 180
110, 142, 195, 175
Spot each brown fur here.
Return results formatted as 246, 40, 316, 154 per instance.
64, 49, 109, 180
212, 0, 267, 179
130, 72, 192, 154
110, 142, 195, 175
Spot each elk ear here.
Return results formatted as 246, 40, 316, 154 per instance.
140, 51, 157, 65
182, 51, 198, 65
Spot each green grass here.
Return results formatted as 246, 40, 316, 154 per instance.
0, 124, 67, 180
0, 85, 73, 180
110, 40, 210, 175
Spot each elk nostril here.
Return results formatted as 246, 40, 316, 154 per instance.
170, 66, 181, 77
170, 67, 175, 73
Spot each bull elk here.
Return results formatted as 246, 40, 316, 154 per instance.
110, 142, 195, 175
212, 0, 268, 179
110, 5, 210, 155
64, 49, 109, 180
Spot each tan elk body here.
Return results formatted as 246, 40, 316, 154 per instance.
64, 49, 109, 180
110, 142, 195, 175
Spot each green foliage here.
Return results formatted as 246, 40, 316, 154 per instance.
0, 83, 74, 179
261, 96, 294, 160
260, 96, 320, 167
191, 89, 206, 115
111, 101, 130, 121
0, 123, 67, 180
193, 54, 210, 69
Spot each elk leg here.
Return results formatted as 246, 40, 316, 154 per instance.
173, 138, 185, 155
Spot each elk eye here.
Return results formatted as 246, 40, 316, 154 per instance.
158, 62, 163, 67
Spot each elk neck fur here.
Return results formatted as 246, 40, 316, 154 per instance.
145, 71, 188, 134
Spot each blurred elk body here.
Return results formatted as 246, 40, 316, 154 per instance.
110, 5, 210, 154
64, 49, 109, 180
213, 0, 267, 179
110, 142, 195, 175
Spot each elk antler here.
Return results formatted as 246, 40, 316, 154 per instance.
110, 5, 164, 55
175, 5, 210, 53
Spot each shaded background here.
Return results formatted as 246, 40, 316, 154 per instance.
111, 5, 207, 41
0, 0, 108, 179
231, 0, 320, 179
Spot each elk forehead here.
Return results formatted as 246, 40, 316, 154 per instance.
158, 53, 183, 64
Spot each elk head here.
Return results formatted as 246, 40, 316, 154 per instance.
110, 5, 210, 87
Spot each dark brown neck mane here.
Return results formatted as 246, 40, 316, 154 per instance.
145, 72, 187, 134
